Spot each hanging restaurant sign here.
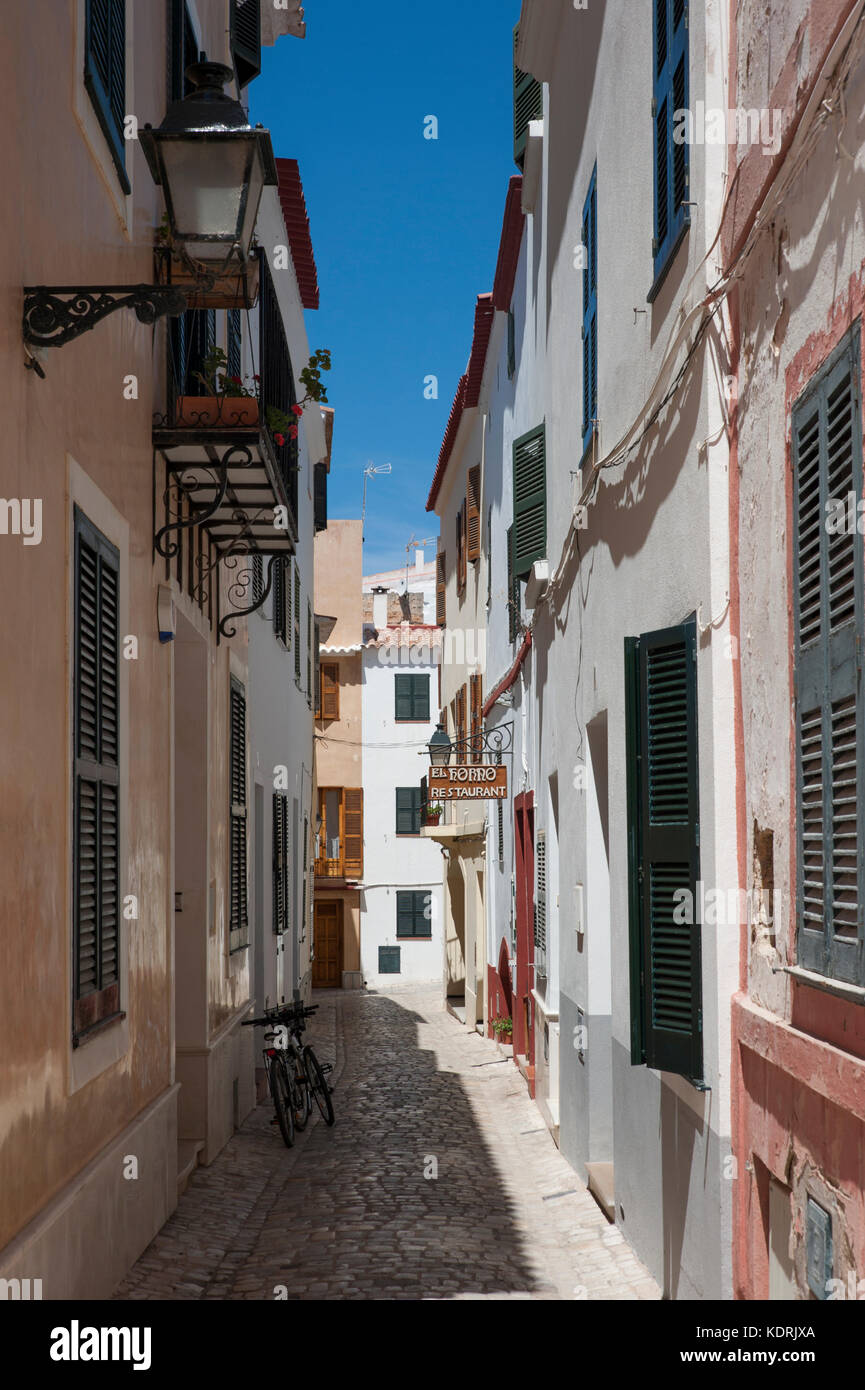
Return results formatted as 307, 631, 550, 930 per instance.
429, 764, 508, 800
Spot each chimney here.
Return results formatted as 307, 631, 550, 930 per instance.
372, 586, 388, 630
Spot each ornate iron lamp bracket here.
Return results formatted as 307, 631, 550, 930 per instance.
23, 284, 188, 361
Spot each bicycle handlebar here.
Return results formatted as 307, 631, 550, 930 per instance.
241, 1002, 319, 1028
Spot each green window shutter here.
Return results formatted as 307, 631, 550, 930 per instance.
73, 508, 120, 1039
507, 525, 520, 643
397, 890, 432, 937
379, 945, 401, 973
294, 567, 302, 684
272, 792, 288, 934
624, 636, 645, 1064
272, 555, 286, 643
513, 25, 542, 168
394, 673, 413, 721
581, 165, 598, 454
413, 674, 430, 720
230, 0, 261, 89
307, 600, 312, 708
512, 424, 546, 579
84, 0, 130, 193
229, 679, 248, 949
627, 619, 702, 1080
651, 0, 690, 296
507, 309, 516, 380
793, 330, 864, 984
396, 788, 421, 835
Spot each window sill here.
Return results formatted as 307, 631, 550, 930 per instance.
778, 964, 865, 1007
73, 1010, 126, 1050
647, 220, 690, 305
396, 935, 433, 941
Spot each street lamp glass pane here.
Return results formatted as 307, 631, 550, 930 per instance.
238, 150, 266, 260
160, 137, 251, 251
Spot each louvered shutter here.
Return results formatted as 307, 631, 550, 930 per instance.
507, 525, 520, 643
420, 776, 428, 824
467, 465, 481, 563
314, 462, 328, 533
84, 0, 130, 192
470, 673, 483, 763
436, 552, 447, 627
582, 167, 598, 455
397, 891, 415, 937
512, 424, 547, 578
534, 831, 547, 976
793, 335, 864, 983
320, 663, 340, 721
230, 0, 261, 89
272, 792, 288, 934
414, 674, 430, 721
394, 673, 414, 721
251, 553, 264, 606
272, 555, 286, 643
396, 787, 421, 835
507, 310, 516, 380
513, 25, 542, 168
229, 680, 249, 948
73, 509, 120, 1038
651, 0, 690, 293
626, 620, 702, 1079
307, 602, 312, 708
294, 568, 302, 684
344, 789, 364, 878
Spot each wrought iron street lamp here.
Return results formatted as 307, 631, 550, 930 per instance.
23, 59, 277, 371
140, 60, 277, 266
428, 725, 453, 768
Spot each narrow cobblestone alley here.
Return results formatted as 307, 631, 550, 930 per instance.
115, 988, 660, 1301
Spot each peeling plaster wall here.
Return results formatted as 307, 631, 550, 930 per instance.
733, 0, 865, 1300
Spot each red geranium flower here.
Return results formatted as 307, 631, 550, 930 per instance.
289, 424, 299, 440
230, 374, 242, 385
274, 432, 285, 446
291, 403, 304, 417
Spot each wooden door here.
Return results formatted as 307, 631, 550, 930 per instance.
313, 901, 342, 988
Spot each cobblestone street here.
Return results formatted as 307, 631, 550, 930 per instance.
115, 987, 660, 1301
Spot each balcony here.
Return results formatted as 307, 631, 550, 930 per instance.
314, 787, 363, 881
153, 252, 300, 631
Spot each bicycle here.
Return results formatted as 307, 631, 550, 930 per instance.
242, 1002, 334, 1147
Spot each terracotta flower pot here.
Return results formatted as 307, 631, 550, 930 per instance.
175, 396, 260, 429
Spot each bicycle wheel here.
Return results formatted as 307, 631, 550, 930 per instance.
291, 1052, 310, 1130
304, 1045, 335, 1126
270, 1055, 295, 1148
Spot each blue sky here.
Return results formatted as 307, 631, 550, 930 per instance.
251, 1, 518, 574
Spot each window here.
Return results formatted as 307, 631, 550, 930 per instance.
73, 508, 121, 1040
394, 673, 430, 722
229, 679, 249, 951
456, 684, 468, 766
625, 618, 702, 1081
317, 662, 340, 721
507, 309, 516, 380
793, 329, 864, 984
294, 566, 302, 685
397, 891, 432, 939
272, 792, 289, 935
456, 502, 467, 596
379, 946, 401, 974
470, 673, 483, 763
396, 787, 423, 836
507, 524, 521, 643
313, 462, 328, 533
466, 465, 481, 563
315, 787, 364, 878
436, 551, 447, 627
512, 424, 546, 579
84, 0, 129, 193
513, 25, 542, 168
582, 166, 598, 456
230, 0, 261, 89
272, 555, 287, 644
651, 0, 689, 297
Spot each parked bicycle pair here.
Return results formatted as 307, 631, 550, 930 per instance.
242, 1001, 334, 1147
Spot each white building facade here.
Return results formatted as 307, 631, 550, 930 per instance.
361, 599, 444, 988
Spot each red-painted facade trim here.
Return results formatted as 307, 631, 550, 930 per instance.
482, 630, 532, 718
275, 157, 319, 310
492, 176, 525, 311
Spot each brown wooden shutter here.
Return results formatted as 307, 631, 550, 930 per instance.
470, 673, 483, 763
344, 788, 364, 878
229, 679, 249, 949
467, 465, 481, 562
321, 663, 340, 721
436, 552, 447, 627
460, 502, 468, 590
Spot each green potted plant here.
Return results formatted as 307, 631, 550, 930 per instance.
492, 1016, 513, 1046
424, 802, 443, 826
175, 345, 260, 428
